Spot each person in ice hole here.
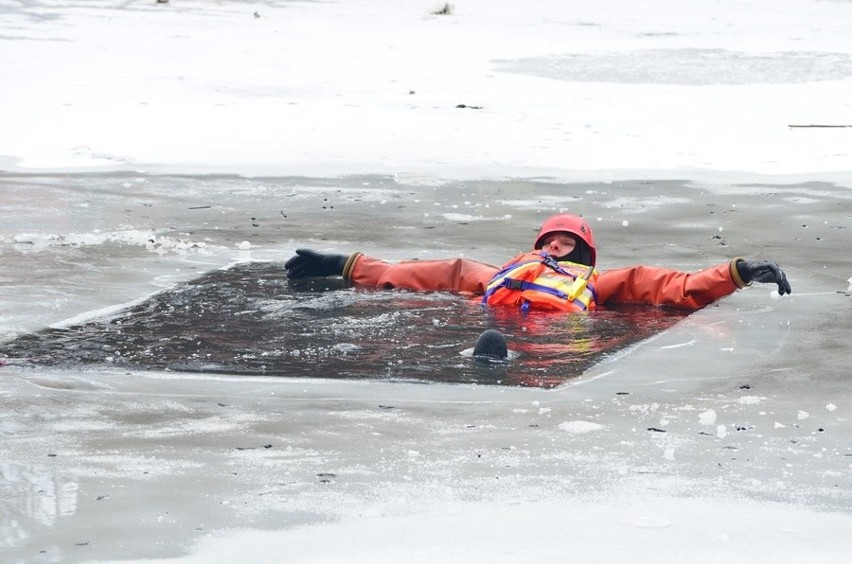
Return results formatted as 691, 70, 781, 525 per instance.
284, 214, 791, 314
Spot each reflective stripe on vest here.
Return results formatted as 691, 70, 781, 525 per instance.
481, 253, 598, 312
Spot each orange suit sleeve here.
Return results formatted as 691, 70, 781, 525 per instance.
344, 253, 499, 295
595, 260, 747, 310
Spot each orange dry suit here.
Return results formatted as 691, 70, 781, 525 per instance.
342, 252, 749, 311
481, 252, 597, 313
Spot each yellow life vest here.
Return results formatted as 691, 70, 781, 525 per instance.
482, 252, 598, 313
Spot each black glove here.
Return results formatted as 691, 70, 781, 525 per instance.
285, 249, 348, 279
736, 260, 792, 295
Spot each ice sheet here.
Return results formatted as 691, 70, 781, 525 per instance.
1, 0, 851, 178
1, 0, 851, 562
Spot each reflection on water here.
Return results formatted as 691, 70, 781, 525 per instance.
0, 462, 78, 552
0, 262, 690, 388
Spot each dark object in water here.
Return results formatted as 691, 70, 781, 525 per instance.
473, 329, 508, 360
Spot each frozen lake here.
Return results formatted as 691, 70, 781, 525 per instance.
2, 172, 851, 562
1, 0, 852, 561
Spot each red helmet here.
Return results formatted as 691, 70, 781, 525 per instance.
533, 214, 597, 266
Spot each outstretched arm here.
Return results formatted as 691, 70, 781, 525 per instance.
285, 249, 498, 294
596, 258, 791, 310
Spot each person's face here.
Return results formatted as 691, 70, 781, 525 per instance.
540, 232, 576, 258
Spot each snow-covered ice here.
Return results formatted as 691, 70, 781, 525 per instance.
1, 0, 850, 179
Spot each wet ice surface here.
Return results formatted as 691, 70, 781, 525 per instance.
1, 172, 852, 562
2, 0, 852, 559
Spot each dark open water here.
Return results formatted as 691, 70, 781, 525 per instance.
0, 261, 688, 387
1, 171, 850, 390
